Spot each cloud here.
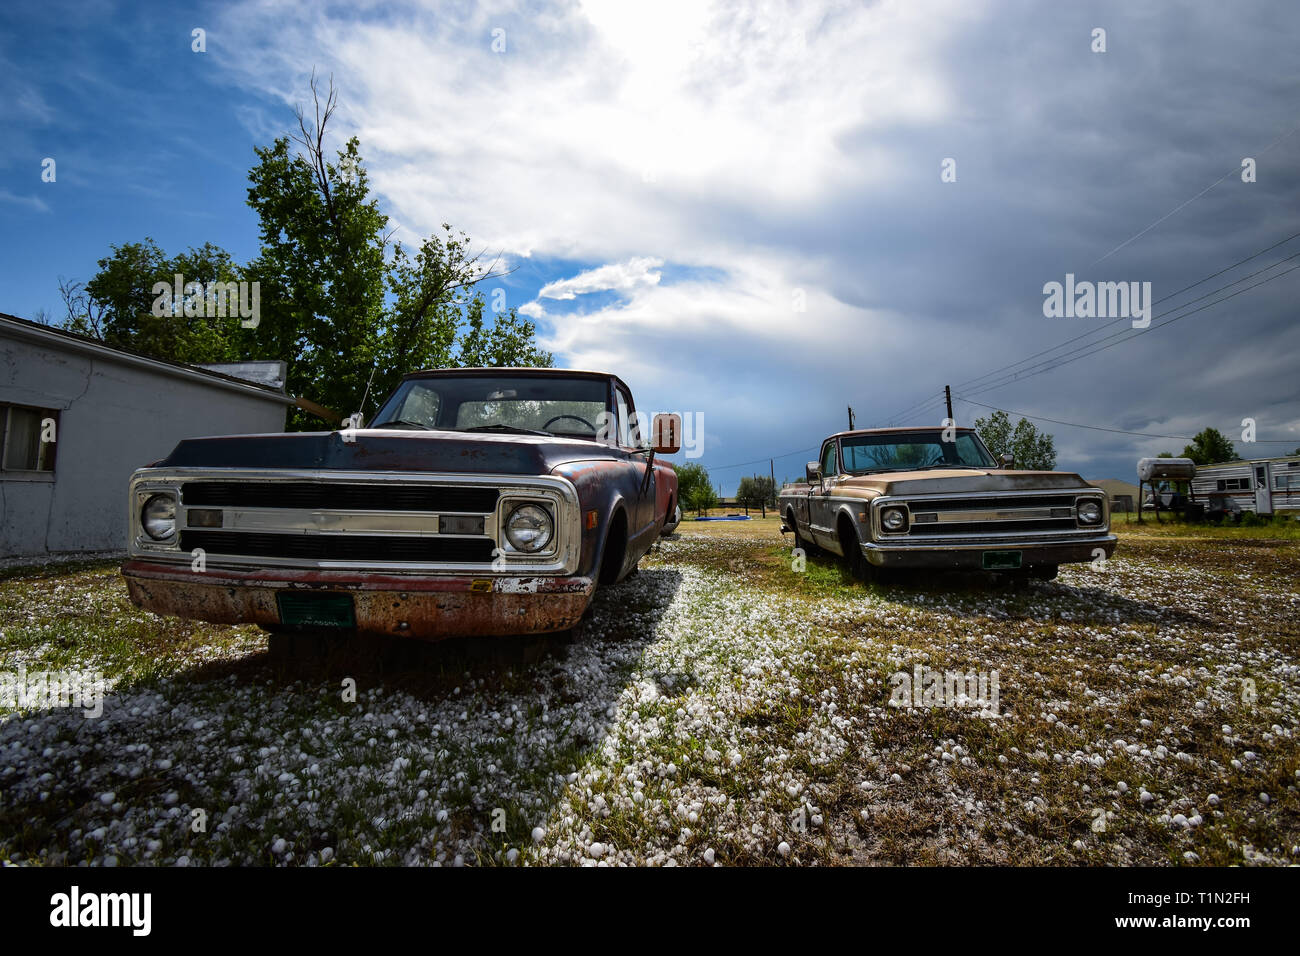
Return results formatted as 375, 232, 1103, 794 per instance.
0, 189, 50, 213
537, 256, 664, 300
206, 0, 1300, 486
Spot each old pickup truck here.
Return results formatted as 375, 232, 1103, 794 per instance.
122, 368, 679, 641
779, 426, 1115, 580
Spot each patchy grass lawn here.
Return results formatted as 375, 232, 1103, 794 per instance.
2, 520, 1297, 866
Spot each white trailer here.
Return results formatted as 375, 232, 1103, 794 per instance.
1191, 455, 1300, 517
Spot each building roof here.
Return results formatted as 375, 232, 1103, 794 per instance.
1198, 454, 1300, 471
1, 312, 295, 405
1089, 478, 1141, 497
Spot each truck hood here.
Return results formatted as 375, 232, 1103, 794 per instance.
154, 429, 623, 476
836, 469, 1094, 497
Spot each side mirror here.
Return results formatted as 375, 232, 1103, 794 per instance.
806, 461, 822, 483
650, 413, 682, 455
999, 453, 1014, 469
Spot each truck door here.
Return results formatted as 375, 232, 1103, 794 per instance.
616, 385, 656, 543
1255, 464, 1272, 515
810, 440, 840, 551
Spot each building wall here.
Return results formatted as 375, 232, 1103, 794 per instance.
1088, 479, 1141, 512
1, 334, 288, 560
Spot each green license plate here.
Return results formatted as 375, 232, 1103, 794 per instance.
277, 592, 356, 629
982, 550, 1022, 571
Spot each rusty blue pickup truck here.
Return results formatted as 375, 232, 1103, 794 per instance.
122, 368, 680, 642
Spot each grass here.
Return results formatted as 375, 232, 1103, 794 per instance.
1, 520, 1298, 866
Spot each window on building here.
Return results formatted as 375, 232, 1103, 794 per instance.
0, 403, 58, 473
1215, 477, 1249, 492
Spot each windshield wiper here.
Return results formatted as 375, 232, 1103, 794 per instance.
461, 424, 552, 437
370, 419, 432, 430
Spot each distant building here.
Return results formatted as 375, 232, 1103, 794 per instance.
1, 312, 294, 562
1088, 478, 1141, 514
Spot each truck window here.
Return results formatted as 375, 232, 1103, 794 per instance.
615, 386, 635, 446
820, 442, 837, 477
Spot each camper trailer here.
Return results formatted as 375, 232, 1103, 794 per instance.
1191, 455, 1300, 518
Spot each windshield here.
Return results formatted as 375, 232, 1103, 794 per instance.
840, 431, 996, 473
370, 375, 609, 439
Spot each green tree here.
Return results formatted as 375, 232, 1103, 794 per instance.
61, 240, 250, 364
673, 462, 717, 515
59, 74, 550, 429
736, 475, 776, 510
1181, 427, 1237, 465
973, 409, 1058, 470
246, 77, 550, 427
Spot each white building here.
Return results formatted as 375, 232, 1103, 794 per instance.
1, 312, 293, 562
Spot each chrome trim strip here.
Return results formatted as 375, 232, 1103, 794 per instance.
915, 507, 1070, 523
203, 508, 483, 537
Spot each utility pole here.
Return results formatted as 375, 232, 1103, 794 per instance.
847, 405, 855, 430
944, 385, 954, 424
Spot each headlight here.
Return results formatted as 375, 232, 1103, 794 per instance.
1077, 500, 1103, 524
881, 507, 908, 532
142, 493, 177, 540
504, 504, 554, 552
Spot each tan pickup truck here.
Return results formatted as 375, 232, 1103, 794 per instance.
778, 427, 1115, 581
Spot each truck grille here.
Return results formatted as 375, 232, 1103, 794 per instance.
131, 469, 580, 575
181, 481, 499, 513
180, 531, 496, 564
908, 494, 1081, 512
897, 492, 1097, 537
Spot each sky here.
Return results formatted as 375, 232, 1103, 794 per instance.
2, 0, 1298, 493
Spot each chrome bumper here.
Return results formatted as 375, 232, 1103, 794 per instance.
861, 534, 1117, 569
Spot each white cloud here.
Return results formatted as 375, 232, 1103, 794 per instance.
213, 0, 966, 262
207, 0, 1300, 485
0, 190, 50, 213
537, 256, 663, 300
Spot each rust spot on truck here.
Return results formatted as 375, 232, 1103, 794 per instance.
123, 561, 595, 642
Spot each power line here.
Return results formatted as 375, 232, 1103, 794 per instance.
713, 231, 1300, 479
963, 246, 1300, 395
1090, 119, 1300, 266
878, 230, 1300, 428
962, 255, 1300, 399
954, 229, 1300, 395
705, 445, 820, 473
957, 397, 1299, 443
871, 391, 945, 427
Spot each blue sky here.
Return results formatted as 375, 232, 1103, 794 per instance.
3, 0, 1299, 494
